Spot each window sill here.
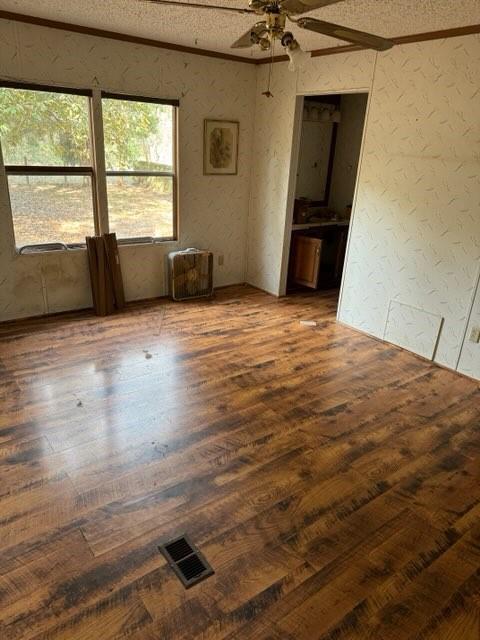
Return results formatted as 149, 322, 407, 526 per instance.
16, 245, 87, 256
117, 238, 178, 248
15, 238, 179, 255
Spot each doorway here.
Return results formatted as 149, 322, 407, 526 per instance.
284, 92, 368, 307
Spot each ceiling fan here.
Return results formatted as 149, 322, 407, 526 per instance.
145, 1, 394, 96
144, 0, 394, 57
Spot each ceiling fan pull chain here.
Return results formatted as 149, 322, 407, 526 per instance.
262, 38, 275, 98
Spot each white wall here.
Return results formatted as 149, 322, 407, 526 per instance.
245, 62, 297, 295
0, 18, 256, 320
339, 36, 480, 374
246, 37, 480, 379
457, 270, 480, 379
329, 93, 368, 216
295, 113, 333, 201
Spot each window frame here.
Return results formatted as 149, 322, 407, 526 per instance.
1, 82, 98, 251
0, 81, 179, 252
101, 91, 178, 244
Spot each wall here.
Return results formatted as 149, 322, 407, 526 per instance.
0, 18, 256, 321
295, 105, 333, 201
246, 38, 480, 379
339, 36, 480, 373
246, 62, 297, 295
329, 93, 368, 216
294, 93, 367, 211
457, 270, 480, 379
1, 22, 479, 379
246, 49, 375, 296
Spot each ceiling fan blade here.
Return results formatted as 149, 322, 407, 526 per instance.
231, 22, 268, 48
280, 0, 345, 14
249, 0, 271, 9
144, 0, 255, 15
297, 17, 394, 50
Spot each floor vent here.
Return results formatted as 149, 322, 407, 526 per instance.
159, 535, 214, 588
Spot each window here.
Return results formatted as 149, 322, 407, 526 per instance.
0, 84, 96, 249
102, 94, 177, 242
0, 82, 178, 251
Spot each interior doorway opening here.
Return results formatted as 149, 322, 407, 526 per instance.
286, 92, 368, 307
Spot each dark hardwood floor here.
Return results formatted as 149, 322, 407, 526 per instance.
0, 285, 479, 639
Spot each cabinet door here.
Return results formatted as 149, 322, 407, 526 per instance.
291, 235, 323, 288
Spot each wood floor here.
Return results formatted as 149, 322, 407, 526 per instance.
0, 285, 479, 640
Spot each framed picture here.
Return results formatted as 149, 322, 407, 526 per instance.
203, 119, 239, 175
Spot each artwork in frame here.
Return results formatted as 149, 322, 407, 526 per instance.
204, 119, 239, 175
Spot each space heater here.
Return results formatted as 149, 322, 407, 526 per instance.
168, 249, 213, 301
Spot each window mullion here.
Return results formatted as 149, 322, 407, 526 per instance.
173, 106, 179, 241
5, 166, 93, 175
0, 140, 16, 256
105, 171, 174, 178
90, 89, 109, 235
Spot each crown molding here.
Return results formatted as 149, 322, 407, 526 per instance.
0, 10, 257, 65
1, 10, 479, 68
255, 23, 480, 64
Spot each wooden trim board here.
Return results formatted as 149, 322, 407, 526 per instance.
103, 233, 125, 310
0, 9, 257, 65
256, 23, 480, 64
0, 10, 479, 66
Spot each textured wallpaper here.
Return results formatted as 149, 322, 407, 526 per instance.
246, 37, 480, 379
383, 300, 444, 361
0, 19, 256, 320
297, 49, 376, 95
339, 36, 480, 373
246, 62, 297, 295
458, 275, 480, 379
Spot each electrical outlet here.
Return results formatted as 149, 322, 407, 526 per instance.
469, 327, 480, 344
218, 255, 224, 266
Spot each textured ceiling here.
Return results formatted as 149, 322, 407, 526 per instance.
0, 0, 479, 59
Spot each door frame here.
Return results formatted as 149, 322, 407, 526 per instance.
278, 88, 372, 322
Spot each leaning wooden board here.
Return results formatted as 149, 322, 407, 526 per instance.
86, 235, 116, 316
86, 236, 100, 313
103, 233, 125, 310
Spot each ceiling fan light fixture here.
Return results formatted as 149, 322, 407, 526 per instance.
280, 31, 295, 48
259, 37, 271, 50
285, 39, 311, 72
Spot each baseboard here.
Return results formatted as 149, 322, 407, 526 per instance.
0, 282, 250, 325
244, 282, 280, 297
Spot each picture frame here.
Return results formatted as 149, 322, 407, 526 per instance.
203, 119, 239, 175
